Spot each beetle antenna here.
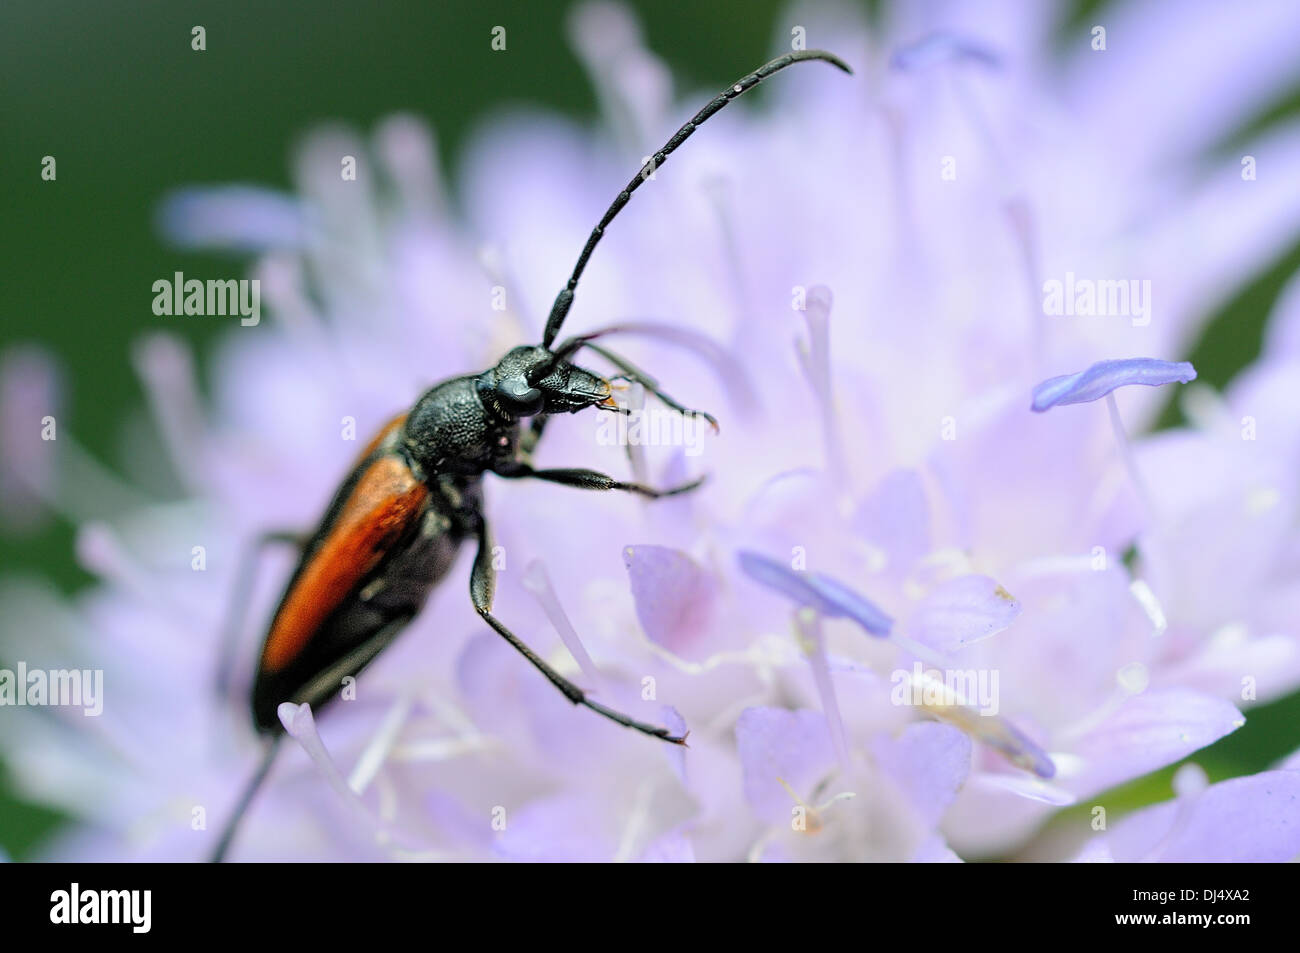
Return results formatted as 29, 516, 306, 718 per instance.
540, 49, 852, 348
210, 735, 282, 862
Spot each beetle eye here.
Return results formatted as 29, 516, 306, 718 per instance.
498, 378, 543, 414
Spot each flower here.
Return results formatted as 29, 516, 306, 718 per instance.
3, 0, 1300, 862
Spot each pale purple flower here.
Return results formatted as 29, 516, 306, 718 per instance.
3, 0, 1300, 863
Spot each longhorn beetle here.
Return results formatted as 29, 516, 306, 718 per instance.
212, 49, 851, 861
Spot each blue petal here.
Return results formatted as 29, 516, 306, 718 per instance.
890, 31, 1002, 72
156, 186, 305, 252
1030, 358, 1197, 412
737, 550, 893, 636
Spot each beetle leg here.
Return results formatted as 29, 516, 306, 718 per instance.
215, 529, 306, 699
469, 521, 688, 745
494, 462, 705, 499
210, 734, 282, 863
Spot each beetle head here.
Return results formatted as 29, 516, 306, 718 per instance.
484, 345, 613, 417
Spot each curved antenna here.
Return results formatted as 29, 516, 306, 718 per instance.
541, 49, 852, 348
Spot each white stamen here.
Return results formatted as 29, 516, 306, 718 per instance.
4, 425, 144, 527
1179, 383, 1234, 435
1003, 197, 1046, 368
613, 779, 657, 863
970, 771, 1076, 805
945, 67, 1018, 194
347, 692, 414, 795
1011, 553, 1103, 578
795, 285, 847, 483
921, 60, 1042, 365
1208, 622, 1248, 649
624, 382, 649, 485
277, 702, 410, 851
476, 243, 534, 344
1246, 486, 1280, 516
1105, 391, 1160, 522
697, 175, 770, 382
1116, 661, 1150, 695
521, 559, 605, 687
567, 1, 671, 155
388, 735, 502, 763
794, 607, 851, 773
1143, 762, 1211, 860
1172, 762, 1210, 799
1129, 579, 1168, 636
889, 629, 951, 669
255, 253, 318, 335
374, 770, 399, 824
132, 333, 207, 490
75, 522, 188, 621
373, 113, 446, 219
905, 667, 1055, 777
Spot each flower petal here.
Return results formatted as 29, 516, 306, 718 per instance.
1030, 358, 1197, 412
1065, 690, 1243, 795
871, 722, 972, 827
623, 545, 717, 655
737, 550, 893, 636
637, 831, 696, 863
494, 792, 617, 862
157, 186, 305, 252
907, 574, 1021, 653
1083, 770, 1300, 862
851, 468, 931, 573
735, 707, 836, 825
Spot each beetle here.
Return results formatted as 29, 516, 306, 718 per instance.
211, 49, 851, 861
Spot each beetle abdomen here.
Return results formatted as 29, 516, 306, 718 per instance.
250, 416, 469, 732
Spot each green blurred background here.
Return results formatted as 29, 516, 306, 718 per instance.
2, 0, 1298, 859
